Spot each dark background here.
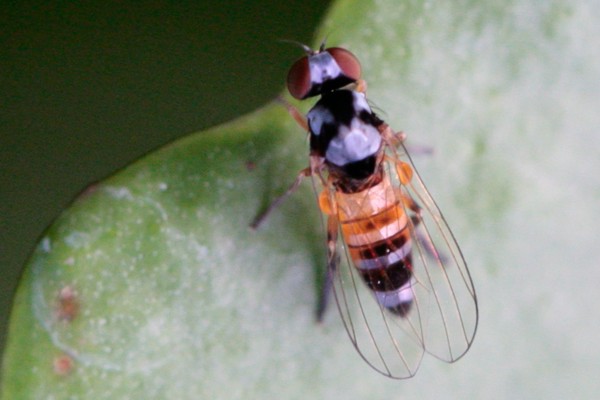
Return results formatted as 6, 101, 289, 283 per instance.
0, 0, 330, 359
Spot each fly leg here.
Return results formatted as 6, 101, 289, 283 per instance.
250, 167, 311, 229
381, 124, 434, 156
252, 93, 321, 229
251, 156, 324, 229
379, 124, 407, 148
354, 78, 368, 94
317, 214, 340, 321
276, 96, 308, 131
392, 156, 445, 265
399, 191, 447, 264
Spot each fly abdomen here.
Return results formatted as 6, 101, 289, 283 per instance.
343, 209, 415, 317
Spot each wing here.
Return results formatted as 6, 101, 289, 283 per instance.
326, 139, 478, 379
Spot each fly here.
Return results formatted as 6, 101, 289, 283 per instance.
252, 42, 478, 379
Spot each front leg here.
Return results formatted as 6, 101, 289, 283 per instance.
276, 96, 308, 131
379, 123, 407, 148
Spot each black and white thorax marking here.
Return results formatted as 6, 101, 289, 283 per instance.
307, 90, 385, 189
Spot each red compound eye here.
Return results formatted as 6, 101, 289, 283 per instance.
286, 46, 363, 100
287, 56, 311, 100
326, 47, 361, 83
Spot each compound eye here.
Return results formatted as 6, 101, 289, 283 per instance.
287, 56, 311, 100
327, 47, 361, 82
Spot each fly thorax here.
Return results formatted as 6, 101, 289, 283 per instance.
308, 90, 382, 179
324, 118, 381, 166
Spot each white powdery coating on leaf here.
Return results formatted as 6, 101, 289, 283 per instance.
104, 186, 134, 200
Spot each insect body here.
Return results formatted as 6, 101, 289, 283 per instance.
252, 44, 478, 379
308, 89, 417, 315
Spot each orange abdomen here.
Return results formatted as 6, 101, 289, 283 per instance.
324, 176, 416, 316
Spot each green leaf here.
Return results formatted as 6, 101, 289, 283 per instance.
3, 0, 600, 398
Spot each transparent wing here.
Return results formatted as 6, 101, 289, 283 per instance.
328, 141, 478, 379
